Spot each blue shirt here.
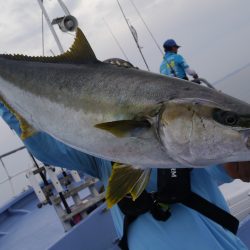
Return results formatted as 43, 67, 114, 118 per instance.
160, 52, 189, 79
0, 102, 247, 250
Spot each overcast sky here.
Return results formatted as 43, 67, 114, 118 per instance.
0, 0, 250, 155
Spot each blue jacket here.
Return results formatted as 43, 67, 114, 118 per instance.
0, 101, 247, 250
160, 52, 189, 79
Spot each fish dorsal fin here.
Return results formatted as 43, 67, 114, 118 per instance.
59, 27, 97, 63
1, 28, 97, 64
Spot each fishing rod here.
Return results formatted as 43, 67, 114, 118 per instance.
116, 0, 150, 71
103, 18, 130, 62
213, 61, 250, 86
128, 0, 163, 56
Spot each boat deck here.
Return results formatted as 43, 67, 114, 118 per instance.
0, 190, 119, 250
1, 183, 250, 250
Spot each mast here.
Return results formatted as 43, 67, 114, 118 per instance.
116, 0, 150, 71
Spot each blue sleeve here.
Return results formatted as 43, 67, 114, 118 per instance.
0, 101, 103, 178
206, 164, 233, 186
176, 54, 189, 69
24, 132, 103, 178
0, 102, 22, 136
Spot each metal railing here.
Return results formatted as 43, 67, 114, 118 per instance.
0, 146, 36, 205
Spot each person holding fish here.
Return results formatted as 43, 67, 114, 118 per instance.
160, 39, 199, 81
1, 97, 250, 250
1, 27, 250, 250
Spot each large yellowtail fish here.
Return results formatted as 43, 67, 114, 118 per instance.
1, 28, 250, 206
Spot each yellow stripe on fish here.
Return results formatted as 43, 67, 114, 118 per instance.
0, 95, 36, 140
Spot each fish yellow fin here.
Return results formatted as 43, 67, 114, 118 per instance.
1, 28, 97, 64
95, 120, 151, 138
0, 95, 36, 140
130, 169, 151, 201
106, 163, 151, 208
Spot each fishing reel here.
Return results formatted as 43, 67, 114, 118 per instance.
51, 15, 78, 32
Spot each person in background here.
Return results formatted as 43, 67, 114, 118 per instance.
160, 39, 199, 81
1, 98, 250, 250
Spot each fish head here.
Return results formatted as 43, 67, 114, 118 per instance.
159, 98, 250, 167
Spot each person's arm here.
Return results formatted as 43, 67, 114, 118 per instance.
185, 67, 199, 79
224, 162, 250, 182
177, 55, 199, 79
24, 132, 104, 178
0, 101, 104, 178
207, 162, 250, 185
206, 164, 233, 185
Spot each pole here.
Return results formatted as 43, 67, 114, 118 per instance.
116, 0, 150, 71
103, 18, 130, 61
41, 0, 45, 56
57, 0, 71, 15
36, 0, 64, 54
129, 0, 163, 56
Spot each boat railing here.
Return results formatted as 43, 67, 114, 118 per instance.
0, 146, 36, 207
26, 163, 105, 232
0, 145, 105, 232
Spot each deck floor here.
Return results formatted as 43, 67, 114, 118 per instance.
0, 192, 64, 250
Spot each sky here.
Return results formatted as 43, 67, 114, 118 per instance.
0, 0, 250, 79
0, 0, 250, 201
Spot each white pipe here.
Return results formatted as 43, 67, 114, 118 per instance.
57, 0, 71, 15
36, 0, 64, 54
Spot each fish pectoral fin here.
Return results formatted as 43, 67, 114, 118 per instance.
106, 163, 151, 208
130, 168, 151, 201
94, 120, 151, 138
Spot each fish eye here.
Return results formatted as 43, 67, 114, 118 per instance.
213, 109, 239, 126
224, 112, 238, 125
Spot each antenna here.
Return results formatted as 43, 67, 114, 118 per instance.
103, 18, 130, 62
116, 0, 150, 71
128, 0, 163, 56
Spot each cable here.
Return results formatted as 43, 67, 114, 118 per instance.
213, 62, 250, 86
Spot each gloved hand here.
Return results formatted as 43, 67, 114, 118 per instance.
193, 73, 199, 79
192, 74, 201, 84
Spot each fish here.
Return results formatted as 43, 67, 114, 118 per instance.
1, 28, 250, 207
